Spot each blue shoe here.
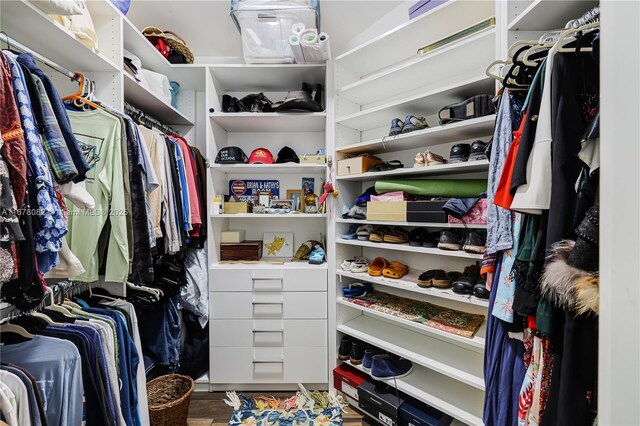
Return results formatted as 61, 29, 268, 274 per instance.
342, 282, 373, 298
340, 224, 359, 240
389, 118, 404, 136
309, 245, 325, 264
401, 115, 429, 133
370, 354, 413, 380
362, 348, 385, 371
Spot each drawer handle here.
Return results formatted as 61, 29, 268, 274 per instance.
252, 360, 284, 364
251, 302, 283, 305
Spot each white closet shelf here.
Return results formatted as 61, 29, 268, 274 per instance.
122, 16, 205, 90
336, 219, 487, 230
337, 298, 486, 352
1, 0, 120, 73
208, 64, 326, 92
123, 73, 194, 126
345, 361, 483, 426
210, 164, 326, 174
336, 160, 489, 181
336, 115, 495, 155
338, 315, 485, 389
339, 28, 496, 105
209, 112, 327, 132
335, 76, 494, 132
508, 0, 599, 31
337, 239, 484, 260
334, 0, 495, 81
210, 213, 327, 219
337, 270, 490, 308
210, 262, 328, 270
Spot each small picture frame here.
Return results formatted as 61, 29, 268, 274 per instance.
262, 232, 294, 258
269, 199, 294, 211
302, 177, 315, 196
256, 191, 272, 207
286, 189, 304, 212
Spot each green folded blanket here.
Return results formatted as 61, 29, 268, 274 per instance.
375, 179, 487, 198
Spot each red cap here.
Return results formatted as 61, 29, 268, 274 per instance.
249, 148, 275, 164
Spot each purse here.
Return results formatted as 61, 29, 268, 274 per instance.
439, 94, 496, 125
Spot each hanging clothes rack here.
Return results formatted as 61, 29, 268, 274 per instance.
0, 31, 79, 82
125, 102, 180, 135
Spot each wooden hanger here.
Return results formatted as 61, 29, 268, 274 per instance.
62, 72, 101, 110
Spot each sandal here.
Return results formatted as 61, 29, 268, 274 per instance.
349, 257, 370, 273
423, 150, 447, 166
369, 226, 390, 243
342, 282, 373, 298
414, 152, 425, 168
367, 160, 404, 172
382, 261, 409, 279
383, 227, 409, 244
368, 257, 389, 276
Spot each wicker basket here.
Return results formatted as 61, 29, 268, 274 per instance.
147, 374, 195, 426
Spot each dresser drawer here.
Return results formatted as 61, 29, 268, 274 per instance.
210, 268, 327, 292
211, 319, 327, 347
210, 292, 327, 319
210, 346, 328, 384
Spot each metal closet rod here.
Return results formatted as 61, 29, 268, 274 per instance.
0, 32, 78, 81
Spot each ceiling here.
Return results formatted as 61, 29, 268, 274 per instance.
126, 0, 405, 60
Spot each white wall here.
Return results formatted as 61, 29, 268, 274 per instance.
599, 1, 640, 424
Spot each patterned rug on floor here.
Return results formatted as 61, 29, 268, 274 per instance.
342, 290, 485, 338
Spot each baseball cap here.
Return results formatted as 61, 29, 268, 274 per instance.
275, 146, 299, 163
249, 148, 275, 164
215, 146, 248, 164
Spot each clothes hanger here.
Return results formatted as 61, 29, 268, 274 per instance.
0, 324, 35, 339
62, 72, 101, 110
485, 59, 511, 81
29, 311, 62, 326
63, 298, 83, 309
556, 22, 600, 53
46, 304, 77, 318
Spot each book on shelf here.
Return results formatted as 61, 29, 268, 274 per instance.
417, 17, 496, 55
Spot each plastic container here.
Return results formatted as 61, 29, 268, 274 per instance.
231, 0, 320, 63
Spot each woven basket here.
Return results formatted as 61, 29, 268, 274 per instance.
147, 374, 194, 426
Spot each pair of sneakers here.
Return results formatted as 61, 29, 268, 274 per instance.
438, 229, 486, 254
389, 115, 429, 136
339, 337, 413, 379
341, 256, 370, 273
449, 140, 488, 163
414, 150, 447, 167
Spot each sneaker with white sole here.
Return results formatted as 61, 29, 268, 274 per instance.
402, 115, 429, 133
389, 118, 404, 136
349, 257, 370, 273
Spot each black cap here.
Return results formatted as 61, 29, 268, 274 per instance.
215, 146, 248, 164
275, 146, 300, 163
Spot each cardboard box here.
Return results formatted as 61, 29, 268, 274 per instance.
358, 380, 405, 426
399, 399, 453, 426
333, 364, 368, 402
224, 202, 252, 214
409, 0, 448, 19
367, 201, 407, 222
406, 211, 448, 223
300, 154, 326, 164
220, 240, 262, 261
338, 156, 383, 176
221, 230, 246, 243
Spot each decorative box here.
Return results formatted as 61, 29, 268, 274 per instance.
447, 198, 487, 225
367, 201, 407, 222
407, 200, 449, 223
338, 156, 382, 176
300, 154, 326, 164
224, 202, 252, 214
399, 398, 453, 426
358, 380, 405, 426
333, 364, 368, 402
220, 240, 262, 261
409, 0, 449, 19
221, 230, 246, 243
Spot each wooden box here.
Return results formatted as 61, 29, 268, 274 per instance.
300, 154, 326, 164
224, 202, 252, 214
366, 201, 407, 221
220, 240, 262, 261
337, 156, 382, 176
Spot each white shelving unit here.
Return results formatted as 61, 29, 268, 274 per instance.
332, 2, 497, 423
206, 62, 332, 391
123, 73, 194, 125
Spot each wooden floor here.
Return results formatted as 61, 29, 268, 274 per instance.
188, 391, 374, 425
